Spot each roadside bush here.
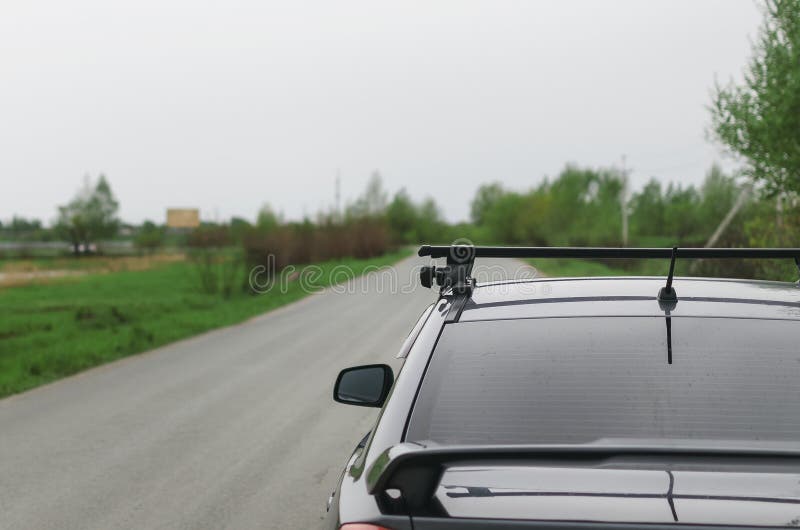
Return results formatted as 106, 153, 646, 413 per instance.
187, 225, 231, 248
187, 226, 242, 297
744, 196, 800, 281
134, 221, 165, 254
242, 217, 390, 289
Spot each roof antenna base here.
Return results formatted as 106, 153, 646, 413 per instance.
658, 286, 678, 311
658, 247, 679, 309
658, 286, 677, 301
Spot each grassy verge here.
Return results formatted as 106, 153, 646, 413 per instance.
530, 257, 797, 281
529, 258, 667, 278
0, 249, 411, 398
0, 253, 186, 274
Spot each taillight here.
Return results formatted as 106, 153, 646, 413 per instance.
339, 523, 392, 530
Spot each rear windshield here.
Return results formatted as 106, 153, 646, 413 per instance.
406, 317, 800, 446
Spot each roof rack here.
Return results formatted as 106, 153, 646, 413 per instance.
417, 245, 800, 301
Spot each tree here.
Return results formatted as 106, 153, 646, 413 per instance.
88, 175, 120, 240
415, 197, 447, 243
699, 164, 742, 229
349, 171, 388, 217
4, 216, 44, 241
543, 166, 624, 246
10, 216, 43, 233
470, 182, 505, 225
386, 189, 417, 243
56, 174, 120, 255
134, 221, 165, 253
663, 183, 703, 242
481, 191, 527, 243
256, 204, 280, 231
229, 216, 252, 242
710, 0, 800, 195
629, 179, 666, 240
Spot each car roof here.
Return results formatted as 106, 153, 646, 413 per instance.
459, 276, 800, 322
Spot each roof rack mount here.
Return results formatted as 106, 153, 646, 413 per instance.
417, 245, 800, 299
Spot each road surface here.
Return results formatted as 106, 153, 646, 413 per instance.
0, 255, 532, 530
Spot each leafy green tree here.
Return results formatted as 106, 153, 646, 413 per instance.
229, 216, 252, 242
134, 221, 165, 253
710, 0, 800, 195
699, 164, 743, 230
542, 166, 624, 246
745, 194, 800, 278
384, 189, 449, 243
482, 191, 527, 243
55, 174, 120, 255
90, 176, 120, 240
386, 189, 418, 243
256, 204, 280, 231
545, 166, 598, 244
663, 183, 703, 243
2, 216, 50, 242
515, 190, 552, 246
470, 182, 506, 225
349, 171, 388, 218
415, 197, 447, 243
10, 216, 43, 234
629, 179, 666, 240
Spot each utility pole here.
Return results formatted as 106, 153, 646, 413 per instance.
704, 184, 751, 248
691, 182, 752, 275
335, 169, 341, 222
620, 155, 629, 247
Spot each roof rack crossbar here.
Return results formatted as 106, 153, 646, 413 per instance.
418, 245, 800, 260
417, 245, 800, 298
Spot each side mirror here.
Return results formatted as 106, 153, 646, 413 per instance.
333, 364, 394, 408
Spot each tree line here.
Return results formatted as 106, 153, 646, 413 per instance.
2, 0, 797, 281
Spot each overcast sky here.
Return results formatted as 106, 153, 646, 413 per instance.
1, 0, 762, 225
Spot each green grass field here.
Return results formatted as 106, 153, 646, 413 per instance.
0, 249, 410, 398
531, 257, 796, 281
530, 258, 668, 278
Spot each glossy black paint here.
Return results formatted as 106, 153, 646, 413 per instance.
363, 443, 800, 526
366, 443, 800, 496
324, 275, 800, 530
333, 364, 394, 408
323, 299, 449, 529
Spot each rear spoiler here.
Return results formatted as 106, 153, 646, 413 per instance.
367, 442, 800, 511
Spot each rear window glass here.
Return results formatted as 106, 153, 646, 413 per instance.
406, 317, 800, 446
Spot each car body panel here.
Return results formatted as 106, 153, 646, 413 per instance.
326, 298, 450, 528
327, 275, 800, 529
435, 464, 800, 526
462, 277, 800, 321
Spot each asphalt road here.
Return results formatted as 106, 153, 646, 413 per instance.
0, 255, 532, 530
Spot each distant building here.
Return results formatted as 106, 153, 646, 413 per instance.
166, 208, 200, 229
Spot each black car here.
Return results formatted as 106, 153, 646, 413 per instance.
325, 245, 800, 530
